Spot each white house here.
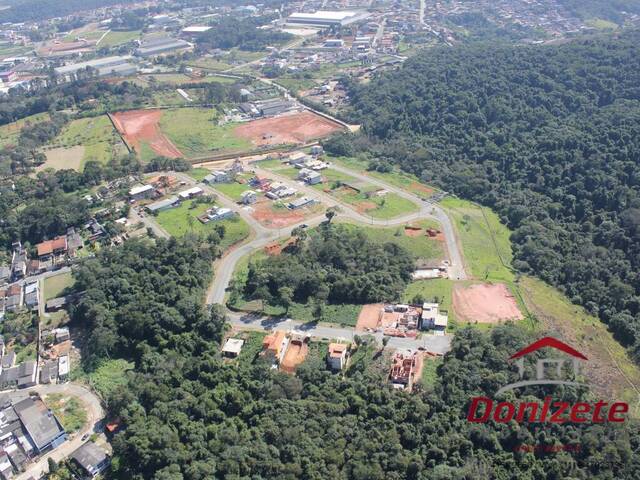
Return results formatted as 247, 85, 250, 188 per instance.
327, 343, 348, 371
241, 190, 258, 205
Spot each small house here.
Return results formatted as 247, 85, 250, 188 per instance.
298, 168, 322, 185
261, 331, 289, 365
288, 197, 316, 210
204, 171, 230, 184
240, 190, 258, 205
222, 338, 244, 358
178, 186, 204, 200
327, 343, 349, 371
71, 442, 111, 478
207, 207, 234, 221
310, 145, 323, 156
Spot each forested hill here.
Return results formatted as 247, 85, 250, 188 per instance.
343, 30, 640, 360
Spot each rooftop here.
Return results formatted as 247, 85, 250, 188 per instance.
13, 397, 65, 451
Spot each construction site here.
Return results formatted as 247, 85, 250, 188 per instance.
356, 303, 449, 337
389, 349, 425, 392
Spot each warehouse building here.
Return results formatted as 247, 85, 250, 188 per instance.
287, 10, 370, 27
135, 37, 192, 57
54, 56, 137, 82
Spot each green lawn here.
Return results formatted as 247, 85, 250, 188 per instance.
403, 279, 456, 325
49, 115, 126, 168
340, 220, 445, 262
235, 331, 267, 366
156, 199, 250, 249
441, 197, 515, 283
98, 30, 141, 47
210, 182, 251, 201
311, 168, 362, 188
43, 272, 74, 300
188, 168, 212, 181
141, 73, 236, 85
158, 108, 251, 158
336, 188, 419, 220
420, 357, 442, 387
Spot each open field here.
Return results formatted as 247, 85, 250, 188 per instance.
520, 276, 640, 416
188, 168, 212, 182
356, 303, 383, 331
98, 29, 140, 47
280, 338, 308, 373
155, 199, 250, 249
43, 272, 74, 301
441, 197, 514, 283
250, 198, 323, 228
339, 221, 445, 263
158, 108, 251, 158
334, 187, 419, 219
403, 279, 456, 325
74, 358, 134, 400
111, 109, 182, 160
453, 282, 523, 324
235, 331, 267, 366
44, 394, 87, 433
211, 182, 251, 201
234, 110, 343, 147
140, 73, 237, 85
0, 112, 50, 148
40, 146, 84, 171
45, 115, 127, 169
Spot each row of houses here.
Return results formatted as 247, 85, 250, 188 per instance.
0, 394, 67, 478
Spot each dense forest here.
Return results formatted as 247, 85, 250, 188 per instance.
242, 224, 414, 308
65, 237, 640, 479
339, 29, 640, 362
0, 0, 138, 23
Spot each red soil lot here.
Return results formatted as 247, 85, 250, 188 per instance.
110, 110, 183, 158
280, 340, 308, 373
234, 111, 343, 146
356, 304, 383, 331
453, 283, 524, 324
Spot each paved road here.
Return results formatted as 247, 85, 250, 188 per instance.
10, 383, 105, 480
130, 206, 170, 239
228, 311, 452, 354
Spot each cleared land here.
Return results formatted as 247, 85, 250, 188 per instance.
250, 198, 323, 228
140, 73, 237, 85
441, 197, 514, 283
453, 283, 523, 324
111, 110, 183, 160
155, 199, 250, 250
520, 276, 640, 416
234, 111, 342, 147
45, 115, 127, 169
280, 339, 308, 373
99, 30, 141, 47
43, 272, 74, 301
356, 303, 383, 332
158, 108, 251, 159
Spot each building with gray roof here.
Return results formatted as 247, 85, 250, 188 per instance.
71, 442, 110, 478
13, 397, 66, 453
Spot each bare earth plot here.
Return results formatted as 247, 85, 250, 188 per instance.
453, 283, 523, 324
250, 199, 323, 228
356, 304, 383, 332
38, 146, 84, 171
110, 110, 183, 159
234, 111, 343, 147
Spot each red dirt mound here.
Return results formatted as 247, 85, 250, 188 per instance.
234, 111, 342, 146
111, 110, 183, 158
453, 283, 523, 324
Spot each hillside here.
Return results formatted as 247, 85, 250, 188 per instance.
342, 29, 640, 361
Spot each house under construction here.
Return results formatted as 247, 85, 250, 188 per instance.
389, 350, 420, 392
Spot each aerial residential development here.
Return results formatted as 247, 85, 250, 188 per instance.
0, 0, 639, 478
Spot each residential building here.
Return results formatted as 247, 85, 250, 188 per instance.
146, 196, 180, 213
10, 247, 26, 281
298, 168, 322, 185
178, 186, 204, 200
23, 282, 38, 311
35, 236, 67, 261
222, 338, 244, 358
203, 171, 230, 184
13, 396, 66, 453
58, 356, 70, 380
389, 350, 418, 391
0, 266, 9, 286
288, 197, 316, 210
240, 190, 258, 205
207, 207, 234, 222
2, 351, 15, 369
420, 302, 448, 334
71, 442, 110, 478
310, 145, 324, 156
39, 361, 58, 385
0, 452, 12, 479
261, 331, 289, 365
327, 343, 349, 371
17, 361, 37, 388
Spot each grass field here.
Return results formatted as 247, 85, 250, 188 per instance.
420, 357, 442, 387
43, 272, 74, 300
158, 108, 251, 158
235, 331, 267, 366
141, 73, 237, 85
155, 199, 250, 249
520, 276, 640, 416
0, 112, 50, 149
89, 359, 134, 399
336, 188, 419, 220
47, 115, 126, 169
188, 168, 212, 181
45, 394, 88, 433
441, 197, 514, 283
340, 220, 445, 262
98, 30, 141, 47
210, 182, 251, 201
403, 279, 456, 326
